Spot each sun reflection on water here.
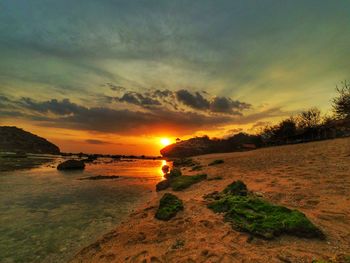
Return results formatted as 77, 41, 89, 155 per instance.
159, 159, 171, 178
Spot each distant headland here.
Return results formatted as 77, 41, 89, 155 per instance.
0, 126, 60, 155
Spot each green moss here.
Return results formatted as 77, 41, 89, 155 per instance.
208, 159, 224, 166
172, 158, 197, 167
155, 193, 184, 220
207, 181, 324, 239
170, 174, 207, 191
190, 165, 203, 171
208, 195, 324, 239
223, 180, 247, 196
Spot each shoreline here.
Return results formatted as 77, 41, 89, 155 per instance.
70, 137, 350, 263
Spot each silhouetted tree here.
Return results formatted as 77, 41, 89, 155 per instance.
297, 107, 322, 129
332, 80, 350, 120
276, 118, 297, 138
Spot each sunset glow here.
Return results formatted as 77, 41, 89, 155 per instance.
0, 1, 349, 156
160, 138, 171, 147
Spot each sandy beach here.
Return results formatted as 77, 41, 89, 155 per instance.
71, 137, 350, 263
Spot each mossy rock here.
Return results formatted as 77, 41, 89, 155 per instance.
156, 180, 171, 191
208, 195, 324, 239
223, 180, 248, 196
170, 174, 207, 191
164, 168, 182, 179
172, 158, 197, 167
155, 193, 184, 221
208, 159, 224, 166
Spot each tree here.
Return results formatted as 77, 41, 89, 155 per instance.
297, 107, 321, 129
332, 80, 350, 120
276, 118, 297, 138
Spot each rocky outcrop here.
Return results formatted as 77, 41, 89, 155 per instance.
0, 126, 60, 154
160, 133, 262, 158
57, 160, 85, 170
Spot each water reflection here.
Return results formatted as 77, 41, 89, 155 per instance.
0, 158, 166, 263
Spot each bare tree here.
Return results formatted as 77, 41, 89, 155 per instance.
297, 107, 322, 129
332, 80, 350, 120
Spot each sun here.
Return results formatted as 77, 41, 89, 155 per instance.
160, 138, 171, 147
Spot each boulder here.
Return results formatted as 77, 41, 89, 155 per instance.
57, 160, 85, 170
156, 180, 171, 191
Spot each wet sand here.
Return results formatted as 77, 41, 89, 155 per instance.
71, 137, 350, 263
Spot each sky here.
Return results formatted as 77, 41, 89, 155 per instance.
0, 0, 349, 155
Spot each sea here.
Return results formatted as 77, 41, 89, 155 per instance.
0, 155, 166, 262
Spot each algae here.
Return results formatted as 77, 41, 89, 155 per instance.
207, 181, 324, 239
155, 193, 184, 220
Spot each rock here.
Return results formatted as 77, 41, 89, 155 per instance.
57, 160, 85, 170
156, 180, 171, 191
155, 193, 184, 220
160, 133, 261, 158
79, 175, 119, 180
164, 168, 182, 180
223, 180, 248, 196
161, 165, 170, 174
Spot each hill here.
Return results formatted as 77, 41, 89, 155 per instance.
160, 133, 262, 157
0, 126, 60, 154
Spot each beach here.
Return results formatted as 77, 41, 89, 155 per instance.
71, 137, 350, 263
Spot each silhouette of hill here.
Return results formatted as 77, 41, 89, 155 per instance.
0, 126, 60, 154
160, 133, 262, 157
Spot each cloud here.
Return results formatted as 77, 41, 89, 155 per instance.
0, 92, 289, 137
175, 89, 210, 110
19, 98, 84, 115
105, 83, 125, 92
85, 139, 110, 145
117, 91, 161, 107
0, 96, 236, 135
210, 97, 250, 114
112, 88, 250, 115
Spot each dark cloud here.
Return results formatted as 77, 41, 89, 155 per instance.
0, 96, 235, 135
113, 88, 250, 115
19, 98, 84, 116
117, 92, 161, 107
210, 97, 250, 114
105, 83, 125, 92
0, 93, 292, 136
174, 90, 251, 115
85, 139, 110, 145
153, 89, 173, 98
175, 89, 210, 110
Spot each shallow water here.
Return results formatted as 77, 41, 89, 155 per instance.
0, 157, 166, 263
